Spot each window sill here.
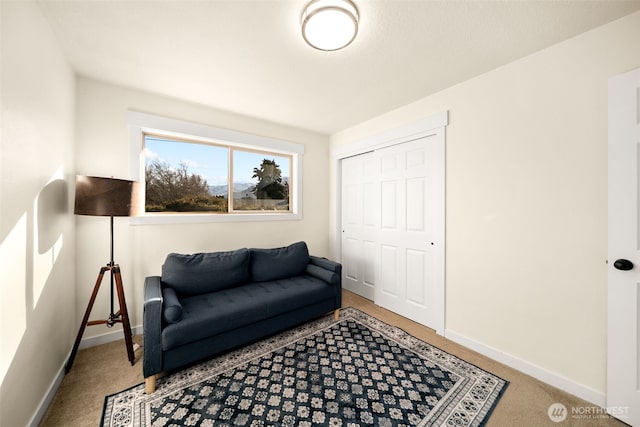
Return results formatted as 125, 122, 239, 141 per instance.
129, 212, 302, 225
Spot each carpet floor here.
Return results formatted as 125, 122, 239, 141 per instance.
40, 290, 627, 427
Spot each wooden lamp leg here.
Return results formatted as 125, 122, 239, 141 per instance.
65, 264, 135, 373
65, 267, 108, 373
113, 266, 135, 365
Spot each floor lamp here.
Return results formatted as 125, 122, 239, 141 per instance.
65, 175, 141, 373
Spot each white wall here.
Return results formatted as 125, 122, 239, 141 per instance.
0, 2, 76, 426
75, 78, 331, 340
330, 11, 640, 403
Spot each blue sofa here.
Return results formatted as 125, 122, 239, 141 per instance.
142, 241, 342, 393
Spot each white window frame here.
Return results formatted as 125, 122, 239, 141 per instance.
128, 111, 303, 224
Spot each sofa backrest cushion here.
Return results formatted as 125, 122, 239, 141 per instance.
162, 248, 250, 295
250, 241, 309, 282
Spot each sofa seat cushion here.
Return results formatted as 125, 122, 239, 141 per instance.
161, 275, 334, 351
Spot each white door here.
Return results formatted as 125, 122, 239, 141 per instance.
375, 137, 445, 332
341, 152, 379, 300
608, 67, 640, 426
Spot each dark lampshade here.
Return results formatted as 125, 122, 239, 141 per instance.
74, 175, 141, 217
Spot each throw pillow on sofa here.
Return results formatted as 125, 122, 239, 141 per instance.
250, 241, 309, 282
162, 248, 250, 295
162, 286, 183, 324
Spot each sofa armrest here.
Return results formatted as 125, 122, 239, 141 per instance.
309, 256, 342, 309
143, 276, 163, 378
309, 256, 342, 275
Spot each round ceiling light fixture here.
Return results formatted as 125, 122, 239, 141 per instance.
301, 0, 359, 51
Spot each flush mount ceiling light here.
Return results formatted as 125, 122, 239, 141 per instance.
301, 0, 359, 51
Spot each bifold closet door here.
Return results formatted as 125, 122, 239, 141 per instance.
340, 133, 444, 332
374, 136, 444, 330
341, 152, 378, 300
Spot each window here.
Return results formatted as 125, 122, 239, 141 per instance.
145, 135, 229, 213
144, 134, 292, 213
128, 112, 303, 223
231, 150, 291, 211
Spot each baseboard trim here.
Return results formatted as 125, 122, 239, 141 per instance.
30, 324, 143, 427
78, 324, 143, 350
28, 363, 65, 427
444, 329, 606, 408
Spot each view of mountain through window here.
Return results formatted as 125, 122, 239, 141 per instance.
144, 135, 291, 213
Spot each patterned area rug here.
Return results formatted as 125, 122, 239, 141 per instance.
102, 307, 508, 427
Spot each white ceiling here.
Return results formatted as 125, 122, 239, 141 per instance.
38, 0, 640, 135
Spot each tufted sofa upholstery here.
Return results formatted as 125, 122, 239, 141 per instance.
142, 241, 342, 393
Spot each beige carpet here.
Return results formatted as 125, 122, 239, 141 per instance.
40, 290, 626, 427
